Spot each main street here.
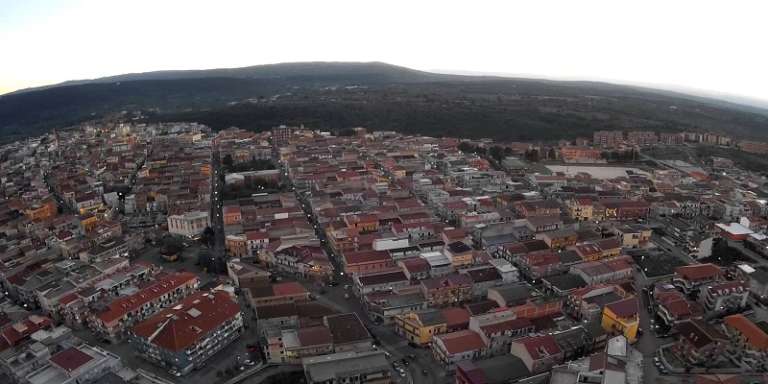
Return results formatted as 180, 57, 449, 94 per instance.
292, 185, 445, 384
211, 146, 225, 254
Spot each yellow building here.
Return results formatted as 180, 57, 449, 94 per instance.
446, 241, 474, 268
394, 310, 447, 346
601, 297, 640, 343
567, 198, 594, 222
80, 214, 99, 234
613, 225, 653, 248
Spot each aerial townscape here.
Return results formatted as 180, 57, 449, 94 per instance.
2, 117, 768, 384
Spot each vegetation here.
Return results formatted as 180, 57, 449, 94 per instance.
222, 155, 276, 173
3, 63, 768, 143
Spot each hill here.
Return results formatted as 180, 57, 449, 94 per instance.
1, 62, 767, 142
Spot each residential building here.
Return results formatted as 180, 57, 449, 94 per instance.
302, 350, 391, 384
129, 291, 243, 375
90, 272, 199, 341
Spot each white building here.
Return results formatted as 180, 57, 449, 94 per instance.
167, 211, 210, 237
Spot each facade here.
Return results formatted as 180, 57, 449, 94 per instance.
167, 211, 210, 238
90, 272, 199, 341
302, 350, 391, 384
432, 329, 487, 369
394, 310, 447, 346
601, 297, 639, 343
509, 335, 564, 374
129, 291, 244, 375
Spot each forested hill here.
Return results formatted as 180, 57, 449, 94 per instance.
2, 62, 767, 142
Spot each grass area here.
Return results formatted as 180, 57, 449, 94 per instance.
630, 251, 687, 277
700, 240, 754, 266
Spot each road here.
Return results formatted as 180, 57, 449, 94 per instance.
292, 187, 445, 384
211, 146, 225, 255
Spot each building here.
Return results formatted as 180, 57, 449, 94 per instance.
612, 224, 652, 248
167, 211, 210, 238
455, 354, 531, 384
560, 146, 602, 163
342, 250, 395, 277
673, 263, 722, 293
324, 313, 373, 352
432, 329, 487, 369
91, 272, 199, 341
723, 314, 768, 371
129, 291, 243, 375
302, 350, 391, 384
246, 281, 310, 307
394, 309, 447, 346
22, 344, 122, 384
593, 130, 623, 148
271, 125, 292, 147
673, 320, 728, 366
509, 335, 564, 374
699, 281, 749, 314
420, 274, 473, 307
601, 297, 640, 343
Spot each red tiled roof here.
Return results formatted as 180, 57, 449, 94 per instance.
480, 317, 533, 336
436, 330, 486, 354
131, 291, 241, 352
297, 326, 333, 346
441, 307, 470, 329
49, 347, 93, 372
343, 250, 391, 265
605, 297, 639, 319
96, 272, 198, 324
675, 264, 722, 282
400, 257, 430, 273
724, 314, 768, 350
516, 334, 561, 360
272, 281, 308, 296
245, 231, 269, 241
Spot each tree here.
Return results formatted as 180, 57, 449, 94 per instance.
201, 226, 215, 247
488, 146, 505, 163
222, 154, 234, 169
457, 141, 475, 153
524, 149, 540, 162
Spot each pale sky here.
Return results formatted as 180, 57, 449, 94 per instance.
2, 0, 767, 101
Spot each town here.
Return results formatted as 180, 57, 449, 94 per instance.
2, 121, 768, 384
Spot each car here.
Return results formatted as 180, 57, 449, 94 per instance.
243, 360, 256, 366
401, 359, 410, 366
407, 354, 416, 360
168, 369, 181, 377
421, 369, 428, 376
327, 280, 339, 287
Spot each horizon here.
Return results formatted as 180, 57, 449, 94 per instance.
2, 0, 767, 103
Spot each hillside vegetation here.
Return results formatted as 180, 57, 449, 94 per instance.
2, 62, 767, 141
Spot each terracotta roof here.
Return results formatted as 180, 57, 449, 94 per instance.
515, 334, 561, 360
245, 231, 269, 241
325, 313, 371, 345
400, 257, 430, 273
441, 307, 471, 329
96, 272, 198, 324
358, 271, 408, 286
480, 317, 533, 336
435, 330, 487, 354
605, 297, 639, 319
343, 250, 391, 265
272, 281, 308, 296
49, 347, 93, 372
675, 264, 722, 282
297, 326, 333, 346
131, 291, 241, 352
724, 314, 768, 350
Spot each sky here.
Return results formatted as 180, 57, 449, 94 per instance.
2, 0, 767, 102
